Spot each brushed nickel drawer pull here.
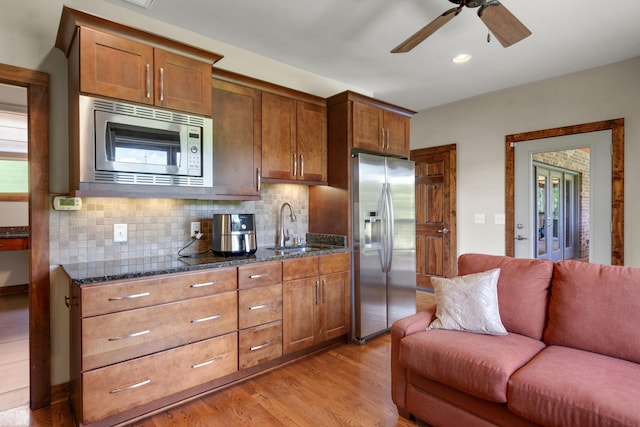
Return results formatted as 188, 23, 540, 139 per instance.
192, 356, 223, 369
108, 329, 150, 341
249, 303, 273, 311
108, 292, 150, 301
249, 273, 270, 279
145, 64, 151, 99
250, 341, 273, 351
160, 67, 165, 101
191, 314, 222, 323
110, 378, 151, 394
191, 280, 220, 288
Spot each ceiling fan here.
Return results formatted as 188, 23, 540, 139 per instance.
391, 0, 531, 53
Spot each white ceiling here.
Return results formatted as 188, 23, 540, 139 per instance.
104, 0, 640, 112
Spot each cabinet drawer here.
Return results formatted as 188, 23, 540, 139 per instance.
239, 321, 282, 369
238, 284, 282, 329
82, 292, 237, 371
283, 256, 319, 281
319, 252, 350, 274
238, 261, 282, 289
81, 267, 237, 317
82, 332, 238, 424
0, 237, 28, 251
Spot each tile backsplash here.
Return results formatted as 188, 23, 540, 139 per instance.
49, 184, 308, 265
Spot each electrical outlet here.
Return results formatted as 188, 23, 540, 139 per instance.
114, 223, 127, 242
190, 221, 201, 238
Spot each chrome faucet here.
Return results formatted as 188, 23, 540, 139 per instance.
278, 202, 297, 247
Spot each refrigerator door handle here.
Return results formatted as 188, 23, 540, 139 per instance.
386, 183, 395, 272
379, 183, 388, 273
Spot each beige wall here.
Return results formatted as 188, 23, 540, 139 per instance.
411, 56, 640, 267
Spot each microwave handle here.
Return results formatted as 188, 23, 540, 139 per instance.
145, 64, 151, 99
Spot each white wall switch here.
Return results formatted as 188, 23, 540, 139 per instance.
114, 223, 128, 243
474, 213, 486, 224
495, 214, 506, 225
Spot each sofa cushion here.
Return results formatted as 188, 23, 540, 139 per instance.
400, 330, 545, 403
457, 254, 553, 340
544, 260, 640, 364
508, 345, 640, 427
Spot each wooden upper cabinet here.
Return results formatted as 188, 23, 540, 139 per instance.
75, 26, 212, 116
262, 92, 297, 181
212, 78, 261, 199
262, 92, 327, 184
352, 100, 411, 157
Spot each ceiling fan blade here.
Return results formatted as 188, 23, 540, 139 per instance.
391, 7, 459, 53
478, 2, 531, 47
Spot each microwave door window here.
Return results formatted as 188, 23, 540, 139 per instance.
106, 122, 181, 171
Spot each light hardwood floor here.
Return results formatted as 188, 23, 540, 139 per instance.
0, 293, 29, 412
0, 290, 435, 426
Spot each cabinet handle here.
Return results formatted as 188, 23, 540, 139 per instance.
190, 280, 219, 288
250, 341, 273, 351
110, 378, 151, 394
293, 153, 298, 177
159, 67, 164, 102
322, 279, 327, 303
108, 292, 150, 301
315, 280, 320, 305
191, 313, 222, 323
380, 128, 385, 149
108, 329, 150, 341
300, 154, 304, 177
192, 356, 222, 369
385, 129, 391, 149
249, 273, 270, 279
257, 167, 261, 192
249, 303, 273, 311
145, 64, 151, 99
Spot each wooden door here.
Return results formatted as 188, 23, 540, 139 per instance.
212, 79, 261, 198
411, 144, 457, 289
296, 101, 327, 183
320, 271, 350, 340
383, 110, 410, 157
352, 101, 383, 153
79, 27, 153, 105
154, 49, 212, 116
283, 277, 319, 353
262, 92, 296, 180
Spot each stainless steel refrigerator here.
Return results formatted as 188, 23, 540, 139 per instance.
352, 152, 416, 343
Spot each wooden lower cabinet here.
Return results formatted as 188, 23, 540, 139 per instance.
283, 252, 351, 354
69, 254, 349, 426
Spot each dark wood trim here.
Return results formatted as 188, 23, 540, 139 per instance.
0, 62, 51, 409
505, 119, 624, 265
0, 193, 28, 202
0, 283, 28, 296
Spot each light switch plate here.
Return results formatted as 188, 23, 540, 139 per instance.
474, 213, 486, 224
114, 224, 128, 243
495, 214, 506, 225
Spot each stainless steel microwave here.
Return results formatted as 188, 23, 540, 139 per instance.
78, 95, 213, 188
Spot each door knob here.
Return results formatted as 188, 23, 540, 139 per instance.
437, 228, 449, 234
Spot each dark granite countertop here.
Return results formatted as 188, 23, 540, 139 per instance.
0, 226, 29, 239
63, 243, 350, 285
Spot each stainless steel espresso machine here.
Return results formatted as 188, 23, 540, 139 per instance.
212, 213, 257, 256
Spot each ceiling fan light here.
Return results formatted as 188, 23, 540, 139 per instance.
452, 53, 472, 63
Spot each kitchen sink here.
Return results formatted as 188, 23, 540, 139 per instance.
265, 245, 323, 254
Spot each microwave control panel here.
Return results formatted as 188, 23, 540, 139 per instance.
187, 126, 202, 172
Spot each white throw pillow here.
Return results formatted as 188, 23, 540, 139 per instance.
428, 268, 507, 335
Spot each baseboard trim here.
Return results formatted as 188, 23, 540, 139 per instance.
0, 284, 28, 296
51, 382, 70, 405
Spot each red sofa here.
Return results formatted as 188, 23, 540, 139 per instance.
391, 253, 640, 427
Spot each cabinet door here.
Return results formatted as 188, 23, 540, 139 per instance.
283, 277, 319, 354
79, 27, 153, 105
320, 271, 350, 341
262, 92, 296, 180
154, 49, 212, 116
384, 110, 410, 157
212, 79, 261, 198
352, 101, 384, 153
296, 101, 327, 183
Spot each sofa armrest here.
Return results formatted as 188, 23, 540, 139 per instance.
391, 306, 436, 412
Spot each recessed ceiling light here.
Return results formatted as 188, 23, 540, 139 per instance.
452, 54, 472, 64
123, 0, 155, 9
